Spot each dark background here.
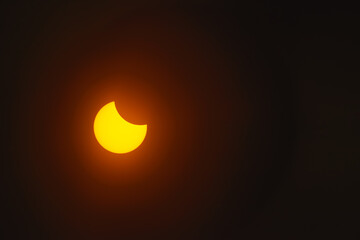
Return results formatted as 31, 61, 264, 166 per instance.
2, 1, 359, 239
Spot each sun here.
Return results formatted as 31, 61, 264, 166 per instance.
93, 101, 147, 154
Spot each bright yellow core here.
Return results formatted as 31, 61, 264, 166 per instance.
93, 101, 147, 154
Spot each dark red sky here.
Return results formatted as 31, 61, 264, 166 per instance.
2, 1, 359, 239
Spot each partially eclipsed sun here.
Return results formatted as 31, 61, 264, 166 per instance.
93, 101, 147, 154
